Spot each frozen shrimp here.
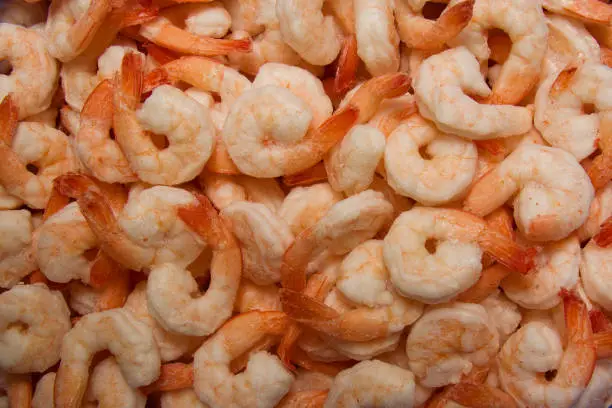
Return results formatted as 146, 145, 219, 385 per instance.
405, 302, 500, 387
54, 308, 161, 408
480, 289, 522, 344
161, 388, 207, 408
0, 0, 46, 27
0, 210, 36, 288
193, 311, 294, 408
234, 279, 282, 313
413, 46, 533, 140
0, 284, 71, 373
198, 173, 246, 210
83, 357, 147, 408
383, 207, 534, 304
276, 0, 342, 66
543, 0, 612, 25
535, 62, 612, 161
0, 24, 58, 119
498, 291, 596, 408
32, 372, 55, 408
396, 0, 474, 51
278, 183, 343, 236
221, 201, 294, 285
162, 2, 231, 38
385, 114, 478, 205
114, 55, 216, 185
464, 144, 594, 242
581, 239, 612, 312
502, 236, 581, 310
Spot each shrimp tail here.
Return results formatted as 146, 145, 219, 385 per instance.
81, 79, 114, 123
594, 216, 612, 247
594, 331, 612, 359
0, 94, 18, 145
291, 347, 353, 377
589, 309, 612, 333
280, 289, 339, 322
54, 173, 97, 198
143, 43, 178, 65
89, 250, 122, 289
43, 185, 71, 221
457, 264, 512, 303
434, 0, 475, 42
479, 229, 537, 274
376, 102, 418, 137
587, 146, 612, 190
142, 68, 172, 94
280, 230, 318, 292
475, 139, 507, 160
445, 383, 518, 408
205, 139, 242, 175
464, 171, 517, 217
282, 162, 328, 187
117, 53, 144, 110
564, 0, 612, 24
334, 34, 358, 95
278, 390, 329, 408
177, 193, 237, 248
139, 363, 193, 395
277, 324, 302, 370
348, 73, 412, 123
113, 3, 159, 29
95, 268, 130, 311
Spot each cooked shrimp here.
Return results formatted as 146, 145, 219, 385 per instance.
466, 143, 594, 241
193, 311, 294, 408
0, 0, 46, 27
161, 388, 207, 408
405, 302, 500, 387
396, 0, 474, 51
383, 207, 534, 304
278, 183, 343, 236
139, 361, 194, 395
54, 308, 161, 408
586, 111, 612, 190
0, 284, 71, 373
535, 62, 612, 161
3, 373, 31, 408
223, 0, 272, 35
114, 55, 216, 185
234, 279, 282, 313
542, 0, 612, 25
385, 114, 478, 205
221, 201, 294, 285
413, 46, 533, 140
32, 372, 55, 408
574, 359, 612, 408
0, 185, 22, 210
580, 239, 612, 312
0, 210, 36, 288
480, 289, 522, 343
0, 24, 58, 119
276, 0, 342, 66
200, 172, 285, 211
277, 389, 328, 408
83, 357, 147, 408
162, 2, 231, 38
498, 291, 596, 408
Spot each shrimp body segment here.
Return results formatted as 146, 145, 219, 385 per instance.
580, 239, 612, 312
0, 210, 36, 288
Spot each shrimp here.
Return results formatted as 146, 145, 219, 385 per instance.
479, 289, 522, 344
2, 373, 31, 408
83, 357, 147, 408
413, 46, 533, 140
277, 390, 328, 408
353, 0, 399, 76
221, 201, 294, 285
574, 360, 612, 408
140, 362, 194, 395
32, 372, 55, 408
278, 183, 343, 236
464, 144, 594, 241
498, 291, 596, 408
234, 279, 282, 313
276, 0, 342, 66
193, 311, 294, 408
162, 2, 232, 38
54, 308, 161, 408
406, 302, 500, 388
395, 0, 475, 51
0, 0, 46, 27
161, 388, 207, 408
384, 114, 478, 206
76, 79, 137, 183
0, 284, 71, 373
383, 207, 534, 304
580, 239, 612, 312
542, 0, 612, 25
534, 61, 612, 161
587, 111, 612, 190
0, 210, 36, 288
0, 24, 58, 120
503, 236, 581, 310
323, 360, 416, 408
114, 55, 216, 185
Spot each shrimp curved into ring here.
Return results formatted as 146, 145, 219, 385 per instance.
502, 236, 581, 310
278, 183, 343, 236
114, 55, 216, 185
0, 210, 36, 288
0, 284, 71, 373
413, 46, 533, 140
83, 357, 147, 408
276, 0, 342, 66
324, 360, 416, 408
383, 207, 534, 304
542, 0, 612, 25
464, 144, 594, 242
193, 311, 294, 408
535, 61, 612, 161
385, 114, 478, 205
54, 308, 161, 408
498, 291, 596, 408
405, 302, 500, 388
0, 24, 58, 119
580, 239, 612, 312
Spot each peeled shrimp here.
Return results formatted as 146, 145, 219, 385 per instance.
0, 210, 36, 288
234, 279, 282, 313
193, 311, 294, 408
162, 2, 231, 38
199, 173, 285, 212
383, 207, 534, 304
581, 239, 612, 312
480, 289, 522, 344
385, 114, 478, 205
278, 183, 343, 236
535, 61, 612, 161
574, 360, 612, 408
32, 372, 55, 408
405, 302, 500, 387
542, 0, 612, 25
498, 291, 596, 408
413, 46, 533, 140
578, 182, 612, 241
465, 144, 594, 242
83, 357, 147, 408
54, 308, 161, 408
0, 284, 71, 373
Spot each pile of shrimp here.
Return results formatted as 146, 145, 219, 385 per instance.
3, 0, 612, 406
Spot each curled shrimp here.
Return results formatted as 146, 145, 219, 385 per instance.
0, 284, 71, 373
144, 194, 241, 336
114, 54, 216, 185
543, 0, 612, 25
276, 0, 342, 66
384, 114, 478, 205
383, 207, 534, 304
413, 46, 533, 140
193, 311, 294, 408
0, 210, 36, 288
54, 308, 161, 408
406, 302, 500, 388
581, 239, 612, 312
464, 144, 594, 242
278, 183, 343, 236
498, 291, 596, 408
535, 62, 612, 161
0, 24, 59, 119
83, 357, 147, 408
199, 172, 285, 212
